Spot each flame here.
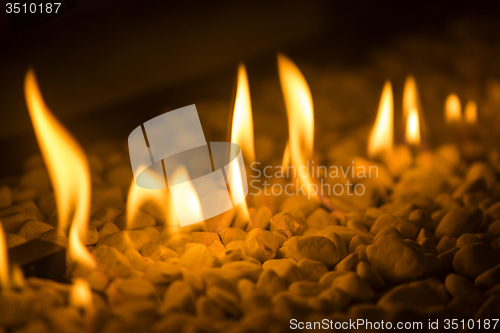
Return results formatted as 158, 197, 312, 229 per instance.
231, 64, 255, 164
281, 141, 290, 169
406, 107, 421, 146
171, 167, 203, 223
0, 224, 10, 289
127, 167, 169, 227
24, 70, 95, 268
403, 76, 419, 119
445, 94, 461, 124
229, 64, 255, 221
278, 54, 316, 195
464, 100, 477, 124
70, 278, 92, 310
368, 81, 393, 159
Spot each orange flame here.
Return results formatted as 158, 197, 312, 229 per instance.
464, 100, 477, 124
70, 278, 92, 310
24, 70, 95, 268
368, 81, 393, 160
403, 76, 420, 119
231, 64, 255, 164
278, 54, 316, 196
230, 64, 255, 221
126, 167, 170, 228
445, 94, 461, 124
0, 224, 10, 290
171, 166, 203, 224
406, 107, 421, 146
281, 141, 290, 169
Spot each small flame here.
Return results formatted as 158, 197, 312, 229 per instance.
445, 94, 461, 124
231, 64, 255, 164
24, 70, 95, 268
127, 168, 169, 228
171, 167, 203, 223
403, 76, 419, 119
464, 100, 477, 124
368, 81, 393, 159
278, 54, 316, 195
406, 107, 421, 146
70, 278, 92, 311
0, 224, 10, 289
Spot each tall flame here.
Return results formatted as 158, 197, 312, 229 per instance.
464, 100, 477, 124
368, 81, 393, 159
278, 54, 316, 195
445, 94, 461, 124
24, 70, 95, 268
126, 168, 170, 228
231, 64, 255, 164
0, 224, 10, 289
406, 107, 421, 146
230, 64, 255, 221
171, 167, 203, 223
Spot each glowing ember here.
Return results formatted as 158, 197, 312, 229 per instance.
24, 70, 95, 268
70, 278, 92, 311
0, 224, 10, 290
406, 107, 421, 146
231, 64, 255, 164
445, 93, 462, 124
278, 53, 316, 197
464, 100, 478, 124
368, 81, 393, 160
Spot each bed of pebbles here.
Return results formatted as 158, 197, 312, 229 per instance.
2, 19, 500, 333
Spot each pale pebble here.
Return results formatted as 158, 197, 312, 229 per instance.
244, 228, 279, 262
297, 259, 329, 282
218, 227, 247, 245
95, 229, 150, 252
262, 259, 304, 284
286, 235, 339, 269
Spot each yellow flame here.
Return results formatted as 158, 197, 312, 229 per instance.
127, 168, 169, 228
171, 167, 203, 223
278, 54, 316, 195
231, 64, 255, 164
24, 70, 95, 268
70, 278, 92, 310
406, 107, 421, 146
368, 81, 393, 159
0, 224, 10, 290
464, 100, 477, 124
403, 76, 419, 119
445, 94, 461, 124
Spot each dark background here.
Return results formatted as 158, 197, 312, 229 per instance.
1, 0, 500, 173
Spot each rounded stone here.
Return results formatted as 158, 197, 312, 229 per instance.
452, 243, 500, 279
435, 207, 483, 238
286, 235, 339, 269
366, 235, 426, 283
